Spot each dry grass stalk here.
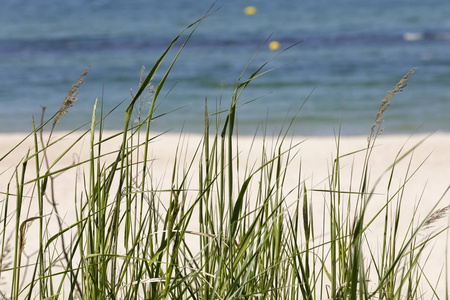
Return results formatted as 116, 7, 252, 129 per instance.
52, 66, 90, 129
0, 236, 12, 274
369, 68, 416, 140
14, 216, 41, 300
18, 217, 38, 254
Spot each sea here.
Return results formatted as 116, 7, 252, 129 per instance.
1, 0, 450, 136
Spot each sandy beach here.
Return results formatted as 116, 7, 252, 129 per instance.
2, 131, 449, 208
1, 131, 450, 296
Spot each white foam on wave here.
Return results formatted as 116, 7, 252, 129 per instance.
403, 32, 423, 41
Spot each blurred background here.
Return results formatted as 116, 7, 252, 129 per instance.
1, 0, 449, 135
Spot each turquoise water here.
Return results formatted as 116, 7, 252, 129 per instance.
1, 0, 450, 135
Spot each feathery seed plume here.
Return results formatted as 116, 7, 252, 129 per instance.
423, 204, 450, 229
369, 68, 416, 140
52, 66, 90, 129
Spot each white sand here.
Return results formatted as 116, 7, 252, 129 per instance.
1, 131, 449, 296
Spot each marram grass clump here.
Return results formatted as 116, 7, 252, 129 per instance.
0, 16, 449, 300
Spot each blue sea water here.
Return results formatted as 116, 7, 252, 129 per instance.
1, 0, 450, 135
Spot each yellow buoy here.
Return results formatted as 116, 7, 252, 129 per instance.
268, 41, 280, 51
244, 6, 257, 15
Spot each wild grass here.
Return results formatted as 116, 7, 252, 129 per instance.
0, 15, 449, 300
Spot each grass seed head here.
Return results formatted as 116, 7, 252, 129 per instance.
52, 66, 90, 128
423, 204, 450, 229
370, 68, 416, 140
